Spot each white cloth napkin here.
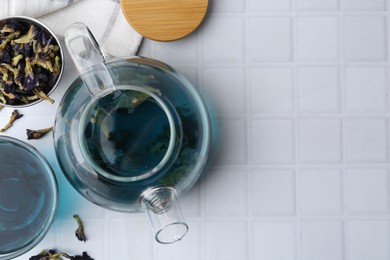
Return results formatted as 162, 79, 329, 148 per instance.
0, 0, 143, 57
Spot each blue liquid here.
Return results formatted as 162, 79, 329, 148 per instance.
82, 93, 171, 178
0, 142, 56, 254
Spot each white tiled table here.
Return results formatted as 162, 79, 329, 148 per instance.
8, 0, 390, 259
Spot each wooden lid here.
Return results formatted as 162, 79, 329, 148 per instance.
120, 0, 208, 42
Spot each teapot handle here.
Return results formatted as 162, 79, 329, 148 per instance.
64, 23, 114, 97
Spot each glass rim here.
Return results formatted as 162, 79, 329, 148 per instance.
155, 221, 189, 244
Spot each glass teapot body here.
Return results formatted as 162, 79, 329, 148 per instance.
54, 57, 211, 213
54, 23, 211, 243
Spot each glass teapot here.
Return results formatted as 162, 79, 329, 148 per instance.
53, 23, 211, 244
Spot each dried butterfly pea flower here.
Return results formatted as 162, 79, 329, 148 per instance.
69, 252, 94, 260
33, 88, 55, 103
0, 25, 13, 34
11, 53, 23, 66
0, 20, 62, 105
26, 126, 53, 140
29, 249, 94, 260
0, 109, 22, 132
13, 24, 37, 44
73, 214, 87, 242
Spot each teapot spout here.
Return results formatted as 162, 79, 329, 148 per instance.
142, 187, 188, 244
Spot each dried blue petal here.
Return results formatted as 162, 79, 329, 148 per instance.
7, 21, 24, 32
23, 75, 39, 91
36, 73, 48, 82
1, 47, 11, 63
38, 30, 48, 45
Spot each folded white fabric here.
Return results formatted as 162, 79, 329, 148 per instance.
0, 0, 142, 57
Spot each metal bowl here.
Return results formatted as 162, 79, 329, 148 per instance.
0, 16, 64, 108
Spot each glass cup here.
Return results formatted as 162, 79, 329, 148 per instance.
0, 136, 58, 259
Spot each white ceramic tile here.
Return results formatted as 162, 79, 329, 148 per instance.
345, 67, 388, 113
152, 36, 198, 64
250, 67, 294, 113
251, 119, 295, 164
124, 220, 154, 260
347, 221, 390, 260
249, 17, 293, 62
344, 0, 386, 11
70, 201, 106, 220
296, 0, 339, 11
345, 118, 388, 163
298, 119, 342, 163
106, 219, 130, 259
253, 221, 296, 260
210, 118, 247, 165
249, 0, 292, 11
203, 168, 247, 217
300, 169, 343, 215
202, 16, 245, 63
206, 221, 248, 260
180, 184, 201, 218
298, 67, 341, 113
155, 221, 201, 260
297, 16, 339, 61
207, 0, 245, 13
252, 169, 296, 216
177, 67, 199, 89
346, 168, 389, 215
344, 16, 387, 61
301, 221, 344, 260
203, 67, 246, 115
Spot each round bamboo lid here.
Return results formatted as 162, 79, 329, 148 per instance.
120, 0, 208, 42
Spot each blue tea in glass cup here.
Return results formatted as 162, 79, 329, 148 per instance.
0, 136, 58, 259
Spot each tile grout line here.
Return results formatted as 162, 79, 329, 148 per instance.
386, 8, 390, 260
291, 0, 303, 259
244, 0, 254, 258
339, 2, 349, 259
103, 210, 109, 259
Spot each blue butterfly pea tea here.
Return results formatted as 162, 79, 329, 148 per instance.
0, 136, 58, 259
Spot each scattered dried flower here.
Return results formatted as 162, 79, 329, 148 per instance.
26, 126, 53, 140
29, 249, 94, 260
0, 109, 22, 132
73, 214, 87, 242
